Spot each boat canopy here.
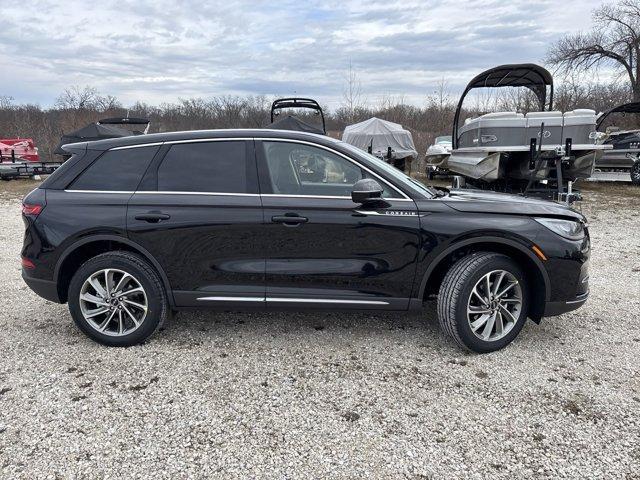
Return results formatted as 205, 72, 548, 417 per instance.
54, 117, 151, 155
596, 102, 640, 130
452, 63, 554, 148
98, 117, 150, 126
342, 117, 418, 159
269, 98, 326, 134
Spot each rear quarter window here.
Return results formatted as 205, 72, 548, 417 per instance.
69, 146, 159, 191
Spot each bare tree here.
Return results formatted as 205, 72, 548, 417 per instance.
0, 95, 14, 110
547, 0, 640, 101
425, 79, 455, 136
342, 60, 363, 122
55, 86, 101, 110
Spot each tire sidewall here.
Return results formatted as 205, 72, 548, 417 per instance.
454, 256, 529, 353
68, 254, 165, 347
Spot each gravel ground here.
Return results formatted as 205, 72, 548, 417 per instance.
0, 182, 639, 479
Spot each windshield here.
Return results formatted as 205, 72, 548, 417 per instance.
339, 141, 436, 197
435, 136, 452, 144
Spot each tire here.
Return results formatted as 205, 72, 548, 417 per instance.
631, 160, 640, 186
68, 251, 169, 347
437, 252, 529, 353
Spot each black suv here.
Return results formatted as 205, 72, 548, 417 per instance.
21, 130, 590, 352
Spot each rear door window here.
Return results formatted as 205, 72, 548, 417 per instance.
157, 141, 253, 193
69, 146, 159, 191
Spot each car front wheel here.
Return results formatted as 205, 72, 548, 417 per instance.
437, 252, 529, 353
68, 251, 169, 346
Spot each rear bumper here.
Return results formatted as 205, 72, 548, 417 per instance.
22, 270, 61, 303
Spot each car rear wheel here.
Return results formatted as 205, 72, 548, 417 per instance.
437, 252, 528, 353
68, 251, 168, 346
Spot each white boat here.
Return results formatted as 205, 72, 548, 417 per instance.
425, 135, 452, 168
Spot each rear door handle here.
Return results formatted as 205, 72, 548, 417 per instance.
271, 215, 309, 225
134, 212, 171, 223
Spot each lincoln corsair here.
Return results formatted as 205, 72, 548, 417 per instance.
21, 129, 590, 352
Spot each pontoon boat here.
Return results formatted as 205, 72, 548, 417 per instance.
448, 64, 609, 202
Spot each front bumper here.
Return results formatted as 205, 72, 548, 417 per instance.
544, 291, 589, 316
542, 255, 590, 317
22, 270, 61, 303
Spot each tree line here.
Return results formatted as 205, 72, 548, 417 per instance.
0, 79, 635, 163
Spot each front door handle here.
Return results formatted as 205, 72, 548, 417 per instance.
135, 212, 171, 223
271, 215, 309, 225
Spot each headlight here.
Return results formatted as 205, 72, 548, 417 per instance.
535, 217, 585, 240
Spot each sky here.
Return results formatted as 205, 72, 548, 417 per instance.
0, 0, 606, 110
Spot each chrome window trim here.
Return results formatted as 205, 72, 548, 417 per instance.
262, 193, 350, 200
136, 191, 260, 197
255, 137, 412, 200
65, 190, 135, 194
110, 142, 164, 151
164, 137, 253, 145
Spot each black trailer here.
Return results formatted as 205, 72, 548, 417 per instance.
0, 159, 61, 180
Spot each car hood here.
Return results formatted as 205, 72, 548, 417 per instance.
441, 189, 585, 221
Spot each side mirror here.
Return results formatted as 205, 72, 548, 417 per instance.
351, 178, 383, 205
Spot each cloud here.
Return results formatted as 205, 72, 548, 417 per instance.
0, 0, 602, 108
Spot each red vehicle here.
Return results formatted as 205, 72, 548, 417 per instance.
0, 138, 40, 162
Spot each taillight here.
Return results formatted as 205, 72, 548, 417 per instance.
21, 257, 35, 269
22, 203, 43, 216
22, 188, 46, 217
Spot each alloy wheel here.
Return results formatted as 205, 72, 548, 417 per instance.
467, 269, 523, 342
79, 268, 148, 336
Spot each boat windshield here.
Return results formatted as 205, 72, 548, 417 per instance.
339, 141, 436, 198
435, 136, 452, 144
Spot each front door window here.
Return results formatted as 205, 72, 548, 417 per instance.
262, 141, 401, 198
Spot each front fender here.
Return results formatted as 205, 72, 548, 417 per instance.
416, 235, 550, 303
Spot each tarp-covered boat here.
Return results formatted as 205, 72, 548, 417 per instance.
342, 117, 418, 160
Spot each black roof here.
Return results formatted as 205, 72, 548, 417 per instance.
63, 128, 337, 153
